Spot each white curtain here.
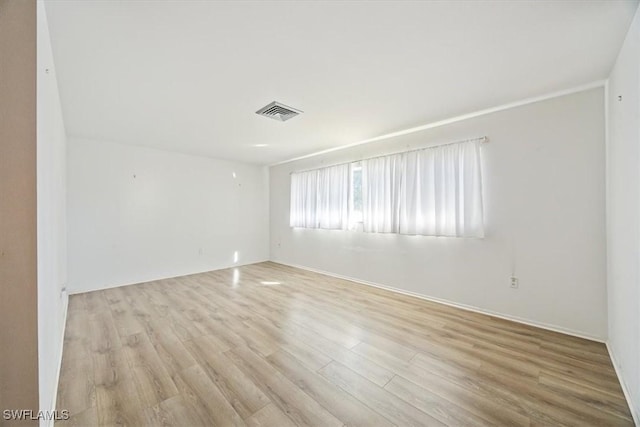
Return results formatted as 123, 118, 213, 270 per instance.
290, 164, 350, 229
317, 164, 350, 229
292, 139, 484, 237
362, 154, 403, 233
290, 169, 319, 228
400, 139, 484, 237
362, 139, 484, 237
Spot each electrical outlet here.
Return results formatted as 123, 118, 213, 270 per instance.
510, 276, 519, 288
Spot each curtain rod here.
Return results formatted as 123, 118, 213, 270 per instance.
290, 136, 488, 175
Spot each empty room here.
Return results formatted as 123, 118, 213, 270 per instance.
1, 0, 640, 425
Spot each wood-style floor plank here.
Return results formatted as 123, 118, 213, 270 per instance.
56, 352, 94, 417
226, 346, 343, 427
266, 349, 394, 427
93, 350, 144, 426
319, 361, 446, 427
183, 338, 270, 420
384, 375, 500, 427
122, 333, 179, 408
56, 262, 634, 426
176, 364, 246, 426
245, 403, 297, 427
141, 395, 208, 427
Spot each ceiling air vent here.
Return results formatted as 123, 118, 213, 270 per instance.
256, 101, 303, 122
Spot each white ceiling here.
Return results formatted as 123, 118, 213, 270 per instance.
45, 0, 638, 165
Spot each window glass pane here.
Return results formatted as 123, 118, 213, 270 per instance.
351, 164, 363, 223
353, 168, 362, 213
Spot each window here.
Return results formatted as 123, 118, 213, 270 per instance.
290, 138, 484, 237
349, 163, 363, 225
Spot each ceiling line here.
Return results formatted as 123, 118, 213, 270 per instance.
269, 79, 606, 167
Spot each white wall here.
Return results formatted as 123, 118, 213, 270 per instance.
67, 138, 269, 293
270, 88, 607, 340
606, 6, 640, 424
37, 0, 68, 420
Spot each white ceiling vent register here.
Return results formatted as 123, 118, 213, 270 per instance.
256, 101, 303, 122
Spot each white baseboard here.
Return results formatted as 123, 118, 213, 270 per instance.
606, 342, 639, 426
271, 260, 605, 343
67, 259, 270, 295
44, 291, 68, 427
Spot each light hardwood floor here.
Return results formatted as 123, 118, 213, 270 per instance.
56, 262, 633, 426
